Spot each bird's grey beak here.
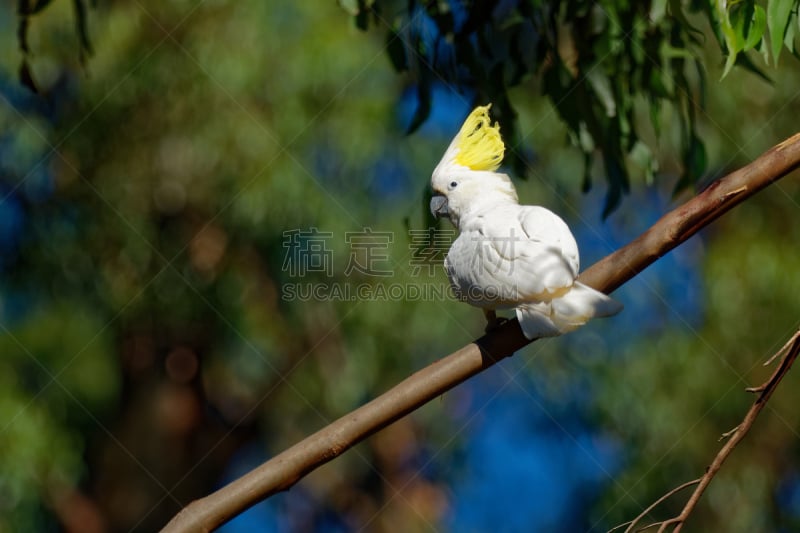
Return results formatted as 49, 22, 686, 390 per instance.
430, 194, 449, 219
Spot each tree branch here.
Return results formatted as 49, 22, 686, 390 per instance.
163, 134, 800, 532
612, 329, 800, 533
605, 478, 700, 533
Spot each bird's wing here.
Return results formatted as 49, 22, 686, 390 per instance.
517, 205, 580, 275
470, 205, 580, 301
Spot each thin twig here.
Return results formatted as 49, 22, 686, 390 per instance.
718, 425, 739, 442
163, 135, 800, 533
656, 517, 682, 533
617, 479, 700, 533
606, 520, 634, 533
613, 329, 800, 533
763, 332, 798, 367
671, 330, 800, 532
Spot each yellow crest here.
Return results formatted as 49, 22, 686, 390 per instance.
454, 104, 505, 171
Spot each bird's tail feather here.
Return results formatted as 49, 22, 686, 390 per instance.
515, 301, 561, 339
516, 282, 622, 340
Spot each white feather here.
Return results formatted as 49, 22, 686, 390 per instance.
431, 105, 622, 340
433, 169, 621, 340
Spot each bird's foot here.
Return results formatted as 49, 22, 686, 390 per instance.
483, 310, 509, 333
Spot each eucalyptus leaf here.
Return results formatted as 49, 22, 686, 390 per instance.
343, 0, 796, 214
650, 0, 668, 24
385, 26, 408, 72
767, 0, 794, 64
586, 70, 616, 118
744, 5, 767, 50
784, 12, 797, 52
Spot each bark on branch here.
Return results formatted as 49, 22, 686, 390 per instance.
163, 133, 800, 532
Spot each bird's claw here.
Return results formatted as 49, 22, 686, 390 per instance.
483, 310, 508, 333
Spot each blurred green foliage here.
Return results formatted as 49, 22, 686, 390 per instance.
349, 0, 800, 215
1, 1, 800, 532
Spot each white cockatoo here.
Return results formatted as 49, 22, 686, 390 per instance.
429, 104, 622, 339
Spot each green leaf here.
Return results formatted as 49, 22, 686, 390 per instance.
784, 11, 797, 52
669, 0, 704, 39
601, 154, 628, 219
767, 0, 794, 65
675, 134, 707, 195
695, 60, 708, 110
650, 0, 668, 23
16, 14, 30, 54
729, 1, 755, 52
385, 26, 408, 72
717, 0, 738, 49
744, 5, 767, 50
649, 97, 662, 138
581, 153, 592, 193
73, 0, 93, 58
586, 70, 616, 117
422, 187, 437, 230
405, 81, 431, 135
18, 59, 38, 93
17, 0, 54, 15
648, 68, 670, 99
716, 0, 740, 78
578, 122, 595, 154
721, 48, 738, 79
629, 141, 659, 186
340, 0, 375, 29
687, 136, 708, 182
355, 9, 369, 30
33, 0, 54, 12
717, 0, 768, 77
338, 0, 359, 15
758, 23, 772, 63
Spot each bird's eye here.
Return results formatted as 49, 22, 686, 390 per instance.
449, 181, 458, 189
